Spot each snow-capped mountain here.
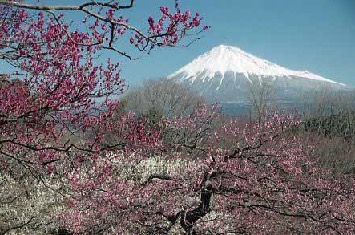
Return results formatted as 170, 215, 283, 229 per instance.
168, 45, 348, 104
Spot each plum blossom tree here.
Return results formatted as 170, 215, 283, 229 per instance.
60, 107, 355, 234
0, 0, 206, 233
0, 0, 206, 160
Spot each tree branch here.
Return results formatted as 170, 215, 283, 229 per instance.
0, 0, 134, 11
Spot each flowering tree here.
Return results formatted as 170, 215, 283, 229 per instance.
0, 0, 206, 233
0, 0, 205, 161
60, 108, 355, 234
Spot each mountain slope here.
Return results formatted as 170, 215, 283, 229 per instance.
168, 45, 348, 103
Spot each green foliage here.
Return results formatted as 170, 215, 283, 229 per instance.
302, 110, 355, 140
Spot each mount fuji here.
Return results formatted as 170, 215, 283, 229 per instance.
167, 45, 348, 106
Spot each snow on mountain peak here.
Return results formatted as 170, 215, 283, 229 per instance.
168, 45, 344, 85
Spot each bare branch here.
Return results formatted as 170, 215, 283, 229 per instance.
0, 0, 134, 11
142, 174, 173, 186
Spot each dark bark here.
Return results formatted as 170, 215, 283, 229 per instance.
180, 183, 213, 234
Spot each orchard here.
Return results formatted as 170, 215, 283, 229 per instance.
0, 1, 355, 234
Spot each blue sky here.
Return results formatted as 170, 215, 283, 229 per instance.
116, 0, 355, 87
4, 1, 355, 87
